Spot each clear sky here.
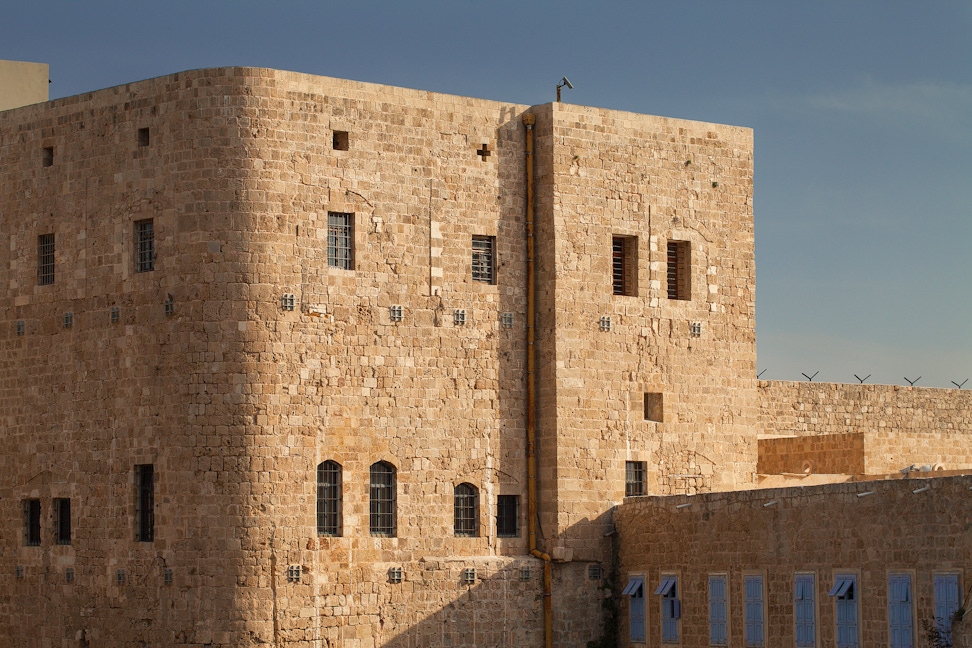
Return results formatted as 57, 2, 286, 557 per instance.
3, 1, 969, 388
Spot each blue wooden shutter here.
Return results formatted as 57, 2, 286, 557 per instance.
834, 574, 859, 648
709, 575, 728, 646
795, 574, 816, 648
934, 574, 960, 642
745, 575, 765, 647
661, 576, 679, 643
626, 576, 646, 642
888, 574, 913, 648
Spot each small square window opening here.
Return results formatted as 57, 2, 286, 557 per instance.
388, 567, 404, 584
42, 147, 53, 167
501, 312, 514, 329
164, 568, 173, 585
644, 393, 664, 422
332, 131, 349, 151
599, 316, 612, 332
64, 312, 73, 328
116, 569, 127, 585
454, 309, 467, 326
625, 461, 646, 497
588, 564, 603, 580
65, 567, 75, 584
137, 128, 150, 147
16, 320, 25, 336
389, 305, 403, 322
110, 307, 120, 324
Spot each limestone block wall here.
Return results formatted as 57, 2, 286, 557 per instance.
759, 381, 972, 473
616, 475, 972, 648
534, 102, 758, 561
757, 433, 866, 474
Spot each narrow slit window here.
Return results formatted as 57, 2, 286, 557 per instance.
369, 461, 395, 537
134, 219, 155, 273
327, 212, 354, 270
625, 461, 646, 497
37, 233, 55, 285
496, 494, 519, 538
471, 235, 496, 284
667, 240, 691, 300
316, 461, 342, 537
23, 499, 41, 546
54, 498, 71, 545
612, 235, 638, 296
454, 483, 478, 537
135, 464, 154, 542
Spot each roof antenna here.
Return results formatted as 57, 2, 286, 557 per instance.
556, 76, 573, 102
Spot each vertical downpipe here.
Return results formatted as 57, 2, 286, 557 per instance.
522, 112, 553, 648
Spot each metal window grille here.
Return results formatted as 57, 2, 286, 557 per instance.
519, 567, 532, 581
589, 564, 603, 580
54, 498, 71, 545
462, 568, 477, 584
116, 569, 126, 585
501, 312, 514, 329
281, 294, 295, 311
63, 312, 73, 328
287, 565, 302, 582
369, 462, 395, 536
163, 568, 173, 585
110, 307, 120, 324
327, 212, 353, 270
65, 567, 75, 584
37, 233, 54, 285
496, 495, 519, 538
136, 464, 154, 542
667, 240, 691, 300
164, 296, 174, 317
454, 309, 466, 326
135, 219, 155, 273
625, 461, 646, 497
23, 499, 41, 546
16, 320, 25, 336
388, 567, 403, 584
389, 305, 403, 322
317, 461, 341, 537
599, 316, 612, 332
454, 483, 478, 537
612, 235, 637, 296
690, 322, 702, 337
471, 236, 495, 284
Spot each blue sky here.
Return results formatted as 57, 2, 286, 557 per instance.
3, 1, 970, 388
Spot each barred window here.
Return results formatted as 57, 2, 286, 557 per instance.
625, 461, 646, 497
317, 461, 342, 536
369, 461, 395, 537
471, 235, 495, 284
134, 219, 155, 273
612, 235, 637, 296
37, 233, 55, 285
135, 464, 154, 542
327, 212, 354, 270
496, 494, 519, 538
54, 498, 71, 545
23, 499, 41, 546
454, 483, 478, 537
667, 240, 691, 300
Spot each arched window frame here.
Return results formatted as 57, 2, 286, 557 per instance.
369, 461, 396, 537
317, 460, 342, 537
454, 482, 479, 537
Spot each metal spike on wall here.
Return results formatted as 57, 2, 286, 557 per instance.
801, 371, 818, 382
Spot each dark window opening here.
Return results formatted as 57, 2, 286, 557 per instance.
38, 233, 54, 285
471, 235, 496, 284
327, 212, 354, 270
497, 494, 519, 537
644, 393, 664, 422
454, 483, 479, 537
54, 498, 71, 545
333, 131, 349, 151
23, 499, 41, 546
667, 240, 691, 300
613, 235, 638, 296
625, 461, 646, 497
134, 219, 155, 273
317, 460, 342, 537
136, 464, 154, 542
369, 461, 395, 537
42, 147, 53, 167
137, 127, 150, 147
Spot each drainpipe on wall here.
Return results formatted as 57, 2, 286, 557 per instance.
522, 112, 553, 648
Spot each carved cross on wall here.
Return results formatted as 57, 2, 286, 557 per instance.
477, 143, 491, 161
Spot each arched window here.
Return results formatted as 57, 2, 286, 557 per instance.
317, 461, 341, 536
369, 461, 396, 537
454, 483, 478, 537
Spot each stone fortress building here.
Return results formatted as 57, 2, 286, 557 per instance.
0, 64, 969, 647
